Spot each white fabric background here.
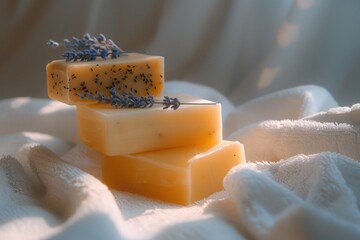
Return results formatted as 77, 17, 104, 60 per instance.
1, 0, 360, 105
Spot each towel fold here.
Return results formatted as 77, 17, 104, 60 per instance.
224, 85, 338, 137
228, 119, 360, 162
224, 152, 360, 240
0, 82, 359, 239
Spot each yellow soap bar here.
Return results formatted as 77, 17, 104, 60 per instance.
46, 53, 164, 105
103, 141, 245, 205
77, 95, 222, 155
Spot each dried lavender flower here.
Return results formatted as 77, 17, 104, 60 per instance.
47, 33, 125, 62
78, 87, 155, 109
162, 96, 180, 110
78, 87, 216, 110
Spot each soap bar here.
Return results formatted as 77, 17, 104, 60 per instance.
46, 53, 164, 105
76, 95, 222, 155
102, 141, 245, 205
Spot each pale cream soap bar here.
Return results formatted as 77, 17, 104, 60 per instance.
102, 140, 246, 205
76, 95, 222, 155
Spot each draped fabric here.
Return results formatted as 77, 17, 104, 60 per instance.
1, 0, 360, 105
0, 82, 360, 239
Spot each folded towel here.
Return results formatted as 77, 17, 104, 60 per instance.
0, 144, 126, 240
228, 119, 360, 162
304, 103, 360, 125
224, 152, 360, 240
226, 86, 360, 162
224, 85, 338, 137
0, 83, 359, 239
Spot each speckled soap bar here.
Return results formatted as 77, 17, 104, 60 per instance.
46, 53, 164, 105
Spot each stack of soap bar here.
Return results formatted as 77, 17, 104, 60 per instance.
46, 50, 246, 206
76, 95, 222, 155
103, 141, 245, 205
46, 53, 164, 104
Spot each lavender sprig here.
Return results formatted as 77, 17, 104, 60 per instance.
78, 87, 155, 109
162, 96, 181, 110
47, 33, 125, 61
78, 87, 217, 110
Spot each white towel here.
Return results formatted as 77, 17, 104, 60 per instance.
226, 89, 360, 162
224, 85, 338, 137
0, 82, 359, 239
224, 153, 360, 240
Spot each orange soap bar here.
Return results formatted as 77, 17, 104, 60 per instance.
103, 141, 246, 205
46, 53, 164, 105
76, 95, 222, 156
